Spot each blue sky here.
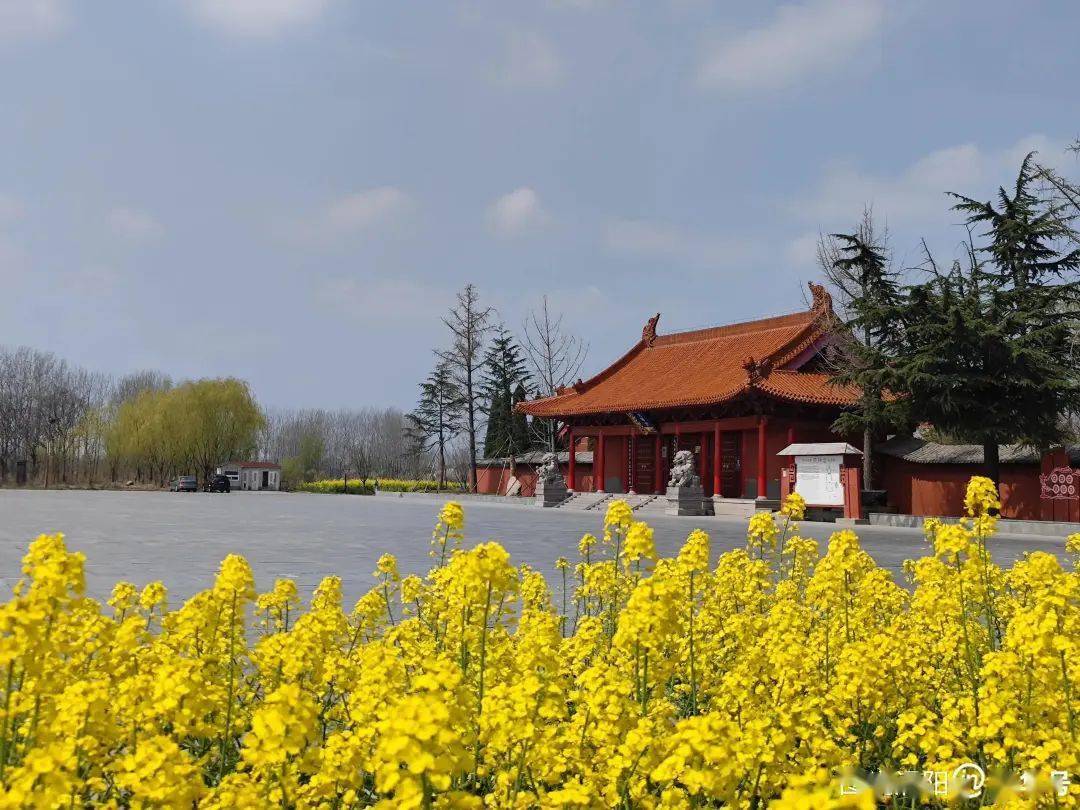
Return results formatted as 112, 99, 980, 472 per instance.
1, 0, 1078, 409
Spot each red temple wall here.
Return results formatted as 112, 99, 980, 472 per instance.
475, 461, 593, 496
601, 436, 627, 493
878, 458, 1040, 520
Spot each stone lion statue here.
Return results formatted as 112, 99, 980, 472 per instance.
667, 449, 700, 487
536, 452, 564, 485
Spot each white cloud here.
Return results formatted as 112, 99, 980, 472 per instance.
494, 31, 563, 89
604, 218, 760, 269
182, 0, 332, 38
109, 207, 164, 243
314, 276, 445, 323
487, 187, 549, 236
793, 134, 1063, 226
299, 187, 414, 244
0, 0, 67, 42
697, 0, 884, 94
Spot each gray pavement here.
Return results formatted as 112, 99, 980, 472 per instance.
0, 490, 1070, 607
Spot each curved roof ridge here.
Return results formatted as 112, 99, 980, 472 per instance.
652, 309, 814, 346
517, 285, 856, 419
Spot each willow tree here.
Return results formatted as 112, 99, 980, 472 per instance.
107, 378, 265, 486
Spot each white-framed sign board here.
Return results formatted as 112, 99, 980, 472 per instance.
794, 454, 844, 506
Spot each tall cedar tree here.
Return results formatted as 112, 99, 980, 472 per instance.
481, 326, 531, 459
892, 153, 1080, 487
824, 222, 904, 487
405, 360, 464, 490
437, 285, 494, 492
511, 382, 531, 455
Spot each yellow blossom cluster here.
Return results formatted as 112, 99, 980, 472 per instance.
0, 476, 1076, 808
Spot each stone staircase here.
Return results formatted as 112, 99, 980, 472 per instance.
552, 492, 759, 520
583, 493, 615, 511
712, 497, 758, 519
551, 492, 610, 511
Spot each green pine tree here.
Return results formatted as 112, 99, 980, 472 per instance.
405, 360, 464, 489
891, 153, 1080, 487
823, 215, 906, 487
482, 387, 507, 458
511, 382, 531, 455
481, 326, 531, 459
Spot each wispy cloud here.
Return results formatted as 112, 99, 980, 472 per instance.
109, 207, 164, 243
786, 134, 1069, 267
697, 0, 885, 94
487, 187, 550, 237
181, 0, 333, 38
0, 0, 67, 43
493, 31, 564, 89
793, 134, 1064, 226
297, 187, 414, 245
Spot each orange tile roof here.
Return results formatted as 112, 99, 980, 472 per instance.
518, 283, 860, 418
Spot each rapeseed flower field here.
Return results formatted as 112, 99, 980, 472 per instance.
0, 478, 1076, 808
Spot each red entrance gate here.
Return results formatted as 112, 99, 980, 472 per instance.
720, 432, 741, 498
633, 436, 655, 494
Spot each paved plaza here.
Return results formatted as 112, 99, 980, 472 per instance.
0, 490, 1070, 606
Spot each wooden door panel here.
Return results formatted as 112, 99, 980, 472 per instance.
721, 432, 741, 497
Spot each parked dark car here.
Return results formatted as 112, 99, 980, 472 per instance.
206, 474, 231, 493
169, 476, 198, 492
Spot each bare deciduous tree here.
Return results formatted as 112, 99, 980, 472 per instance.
521, 296, 588, 451
437, 284, 494, 492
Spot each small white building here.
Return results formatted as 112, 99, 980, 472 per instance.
217, 461, 281, 491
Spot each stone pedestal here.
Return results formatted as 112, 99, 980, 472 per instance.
666, 484, 706, 516
535, 478, 569, 507
754, 497, 781, 512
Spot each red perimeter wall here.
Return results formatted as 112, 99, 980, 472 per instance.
879, 457, 1040, 519
475, 461, 592, 497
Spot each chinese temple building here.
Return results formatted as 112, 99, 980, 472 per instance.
518, 283, 861, 512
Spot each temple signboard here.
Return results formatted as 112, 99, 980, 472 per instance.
777, 442, 865, 521
793, 454, 844, 506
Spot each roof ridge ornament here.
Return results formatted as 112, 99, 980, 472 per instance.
742, 355, 772, 383
808, 281, 833, 314
642, 313, 660, 346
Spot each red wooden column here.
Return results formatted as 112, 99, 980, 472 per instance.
757, 416, 768, 499
567, 427, 576, 491
629, 433, 637, 494
787, 425, 796, 445
595, 433, 605, 493
654, 432, 663, 494
698, 431, 708, 488
841, 456, 864, 520
713, 422, 722, 496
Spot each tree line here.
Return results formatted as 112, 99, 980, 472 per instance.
0, 349, 436, 489
406, 286, 588, 491
259, 407, 427, 490
822, 144, 1080, 493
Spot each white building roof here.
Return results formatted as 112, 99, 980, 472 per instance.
777, 442, 862, 457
